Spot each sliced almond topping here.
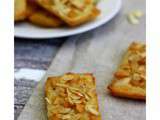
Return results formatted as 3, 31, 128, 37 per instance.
84, 93, 90, 101
137, 66, 145, 73
72, 99, 83, 104
56, 83, 69, 88
45, 97, 51, 104
68, 89, 83, 99
70, 94, 81, 100
60, 114, 71, 119
59, 108, 72, 114
69, 0, 85, 9
127, 10, 143, 25
133, 10, 143, 18
130, 73, 145, 88
87, 91, 93, 98
61, 74, 74, 81
85, 104, 99, 116
128, 55, 137, 62
69, 86, 81, 91
68, 97, 74, 104
69, 89, 84, 97
127, 13, 139, 25
67, 88, 73, 104
56, 83, 80, 91
46, 73, 101, 120
67, 88, 81, 100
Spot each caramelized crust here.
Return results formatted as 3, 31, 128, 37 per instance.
108, 42, 146, 100
45, 73, 101, 120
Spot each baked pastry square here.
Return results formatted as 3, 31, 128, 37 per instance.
37, 0, 100, 26
108, 42, 146, 100
45, 73, 101, 120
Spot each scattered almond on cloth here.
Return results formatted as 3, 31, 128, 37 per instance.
127, 10, 143, 25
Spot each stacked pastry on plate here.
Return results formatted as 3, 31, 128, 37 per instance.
14, 0, 100, 27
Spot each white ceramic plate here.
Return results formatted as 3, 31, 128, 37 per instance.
14, 0, 122, 39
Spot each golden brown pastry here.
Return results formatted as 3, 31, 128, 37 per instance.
108, 42, 146, 100
26, 0, 63, 27
14, 0, 27, 21
45, 73, 102, 120
28, 11, 63, 27
37, 0, 100, 26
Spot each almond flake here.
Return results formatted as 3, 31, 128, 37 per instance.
69, 86, 81, 91
67, 89, 73, 104
72, 99, 82, 104
70, 94, 81, 100
133, 10, 143, 18
59, 108, 72, 114
56, 83, 81, 92
127, 13, 139, 25
69, 89, 84, 97
84, 93, 90, 101
69, 0, 84, 9
56, 83, 69, 88
61, 74, 74, 81
127, 10, 143, 25
45, 97, 51, 104
61, 114, 71, 119
85, 104, 99, 116
68, 97, 74, 104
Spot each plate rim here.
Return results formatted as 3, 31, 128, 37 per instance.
14, 0, 122, 39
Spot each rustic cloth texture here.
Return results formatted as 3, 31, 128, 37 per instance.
14, 79, 38, 120
17, 0, 146, 120
14, 38, 65, 119
15, 38, 65, 69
